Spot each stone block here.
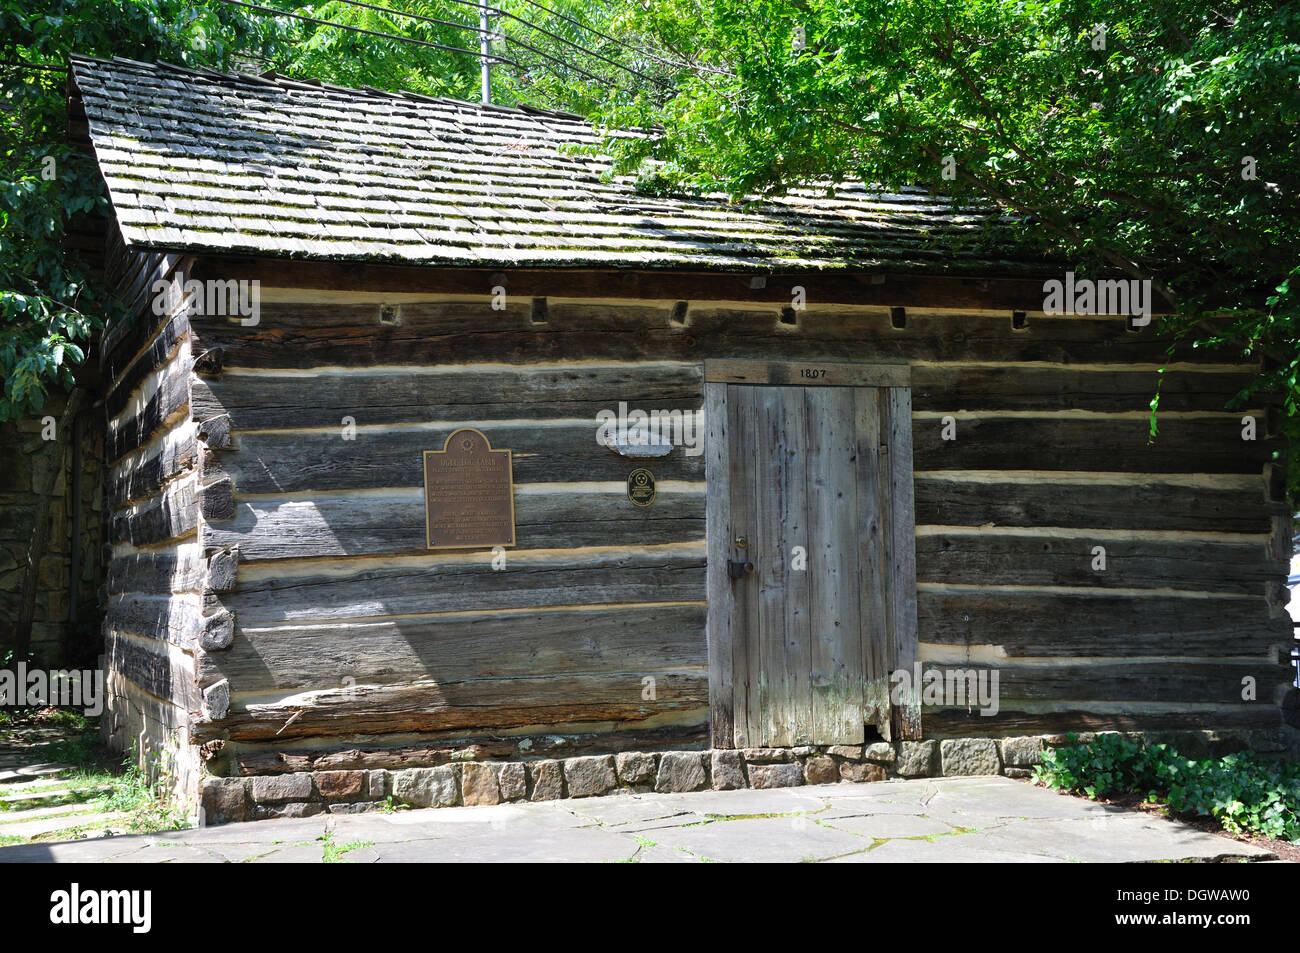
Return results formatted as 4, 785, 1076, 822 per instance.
998, 736, 1043, 768
529, 760, 564, 801
462, 762, 501, 806
743, 747, 791, 764
314, 770, 365, 800
895, 740, 939, 778
940, 738, 1001, 776
839, 762, 886, 783
200, 777, 246, 825
863, 742, 895, 763
748, 763, 803, 789
392, 765, 459, 808
655, 752, 707, 793
252, 802, 325, 821
615, 751, 657, 785
803, 756, 838, 785
563, 756, 617, 798
710, 750, 746, 790
250, 773, 313, 804
498, 762, 527, 801
327, 802, 378, 815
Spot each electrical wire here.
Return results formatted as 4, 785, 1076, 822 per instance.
374, 0, 661, 85
321, 0, 619, 87
511, 0, 735, 78
256, 0, 714, 90
320, 0, 478, 36
479, 3, 657, 83
211, 0, 518, 63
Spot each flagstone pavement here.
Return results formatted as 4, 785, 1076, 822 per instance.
0, 776, 1284, 863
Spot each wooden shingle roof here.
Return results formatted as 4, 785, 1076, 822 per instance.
71, 54, 1046, 275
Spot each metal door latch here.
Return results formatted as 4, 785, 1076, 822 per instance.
728, 559, 754, 580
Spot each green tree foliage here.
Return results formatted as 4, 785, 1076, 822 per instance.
591, 0, 1300, 487
0, 0, 270, 418
0, 0, 632, 420
5, 0, 1297, 499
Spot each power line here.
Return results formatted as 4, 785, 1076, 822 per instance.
496, 32, 567, 94
302, 0, 700, 90
320, 0, 618, 88
321, 0, 479, 38
356, 0, 648, 86
495, 30, 618, 101
478, 3, 658, 84
512, 0, 734, 78
212, 0, 518, 64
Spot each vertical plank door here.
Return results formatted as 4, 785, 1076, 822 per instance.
705, 360, 916, 748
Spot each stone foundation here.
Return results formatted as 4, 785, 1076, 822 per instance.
198, 725, 1300, 826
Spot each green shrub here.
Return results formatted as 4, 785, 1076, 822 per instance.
1034, 734, 1300, 842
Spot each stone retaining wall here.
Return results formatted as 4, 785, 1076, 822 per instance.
198, 725, 1300, 826
0, 395, 104, 666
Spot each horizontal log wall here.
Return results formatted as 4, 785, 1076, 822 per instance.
100, 255, 207, 803
188, 293, 1291, 754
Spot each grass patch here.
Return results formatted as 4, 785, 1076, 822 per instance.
93, 757, 189, 835
1034, 734, 1300, 843
0, 715, 189, 843
0, 708, 90, 731
320, 830, 374, 863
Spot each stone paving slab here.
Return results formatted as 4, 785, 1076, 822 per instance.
645, 815, 869, 863
0, 802, 102, 825
247, 844, 340, 864
635, 844, 700, 864
0, 785, 112, 804
828, 838, 1065, 863
198, 842, 296, 863
943, 813, 1271, 864
0, 810, 130, 840
818, 812, 965, 839
103, 843, 231, 864
0, 764, 73, 784
0, 775, 83, 793
338, 802, 593, 842
148, 816, 329, 845
563, 786, 829, 828
372, 826, 640, 863
920, 776, 1129, 820
0, 777, 1283, 863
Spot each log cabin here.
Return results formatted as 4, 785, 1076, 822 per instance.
68, 54, 1297, 819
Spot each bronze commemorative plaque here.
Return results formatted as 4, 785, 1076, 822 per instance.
424, 428, 516, 549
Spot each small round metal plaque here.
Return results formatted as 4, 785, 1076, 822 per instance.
627, 467, 657, 507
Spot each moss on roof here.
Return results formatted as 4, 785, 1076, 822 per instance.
71, 54, 1050, 275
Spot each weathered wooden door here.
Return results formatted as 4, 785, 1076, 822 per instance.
705, 360, 920, 748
